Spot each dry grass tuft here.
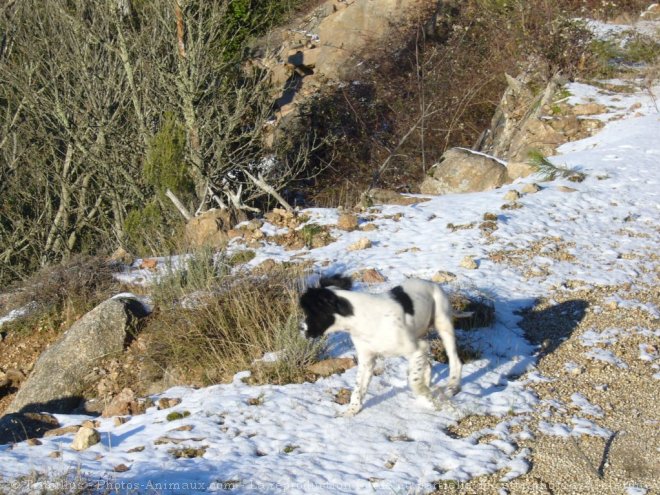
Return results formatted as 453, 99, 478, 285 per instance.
142, 250, 323, 387
3, 255, 118, 335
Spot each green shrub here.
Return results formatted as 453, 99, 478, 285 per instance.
144, 113, 194, 198
123, 200, 186, 258
527, 150, 584, 181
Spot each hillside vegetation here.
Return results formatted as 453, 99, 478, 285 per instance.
0, 0, 653, 285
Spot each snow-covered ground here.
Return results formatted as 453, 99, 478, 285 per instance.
1, 27, 659, 495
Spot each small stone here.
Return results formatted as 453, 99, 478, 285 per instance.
170, 425, 194, 432
157, 397, 182, 410
245, 219, 263, 231
356, 268, 386, 284
253, 259, 279, 274
71, 426, 101, 451
479, 221, 498, 234
557, 186, 577, 193
572, 102, 607, 116
81, 420, 100, 429
44, 425, 81, 438
503, 190, 521, 201
26, 438, 42, 446
432, 271, 457, 284
395, 247, 421, 254
127, 446, 145, 453
483, 212, 498, 221
108, 247, 134, 266
139, 258, 158, 271
521, 183, 541, 194
334, 388, 352, 405
337, 213, 359, 231
460, 256, 478, 270
251, 229, 265, 240
114, 464, 130, 473
569, 365, 585, 376
501, 202, 523, 210
348, 238, 372, 251
506, 161, 535, 180
308, 358, 355, 377
102, 388, 136, 418
113, 417, 129, 427
360, 223, 378, 232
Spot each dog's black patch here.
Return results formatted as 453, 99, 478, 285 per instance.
390, 286, 415, 316
319, 274, 353, 290
300, 287, 354, 338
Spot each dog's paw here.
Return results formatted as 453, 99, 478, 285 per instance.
417, 394, 444, 411
445, 383, 461, 398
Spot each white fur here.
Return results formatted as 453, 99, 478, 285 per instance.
320, 279, 462, 416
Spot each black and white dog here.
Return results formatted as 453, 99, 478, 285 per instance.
300, 275, 462, 416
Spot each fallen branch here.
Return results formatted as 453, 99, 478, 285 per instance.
244, 170, 293, 212
165, 188, 193, 221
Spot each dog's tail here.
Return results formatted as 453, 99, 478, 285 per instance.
319, 274, 353, 290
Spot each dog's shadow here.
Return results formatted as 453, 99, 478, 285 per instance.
362, 386, 408, 410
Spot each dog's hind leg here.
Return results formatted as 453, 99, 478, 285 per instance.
408, 341, 443, 409
434, 304, 462, 397
345, 352, 375, 416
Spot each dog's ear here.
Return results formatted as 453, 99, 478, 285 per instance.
319, 274, 353, 291
334, 295, 354, 317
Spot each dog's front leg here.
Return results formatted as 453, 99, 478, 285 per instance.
344, 353, 375, 416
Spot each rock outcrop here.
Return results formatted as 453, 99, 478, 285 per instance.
474, 62, 604, 179
5, 297, 148, 415
253, 0, 429, 137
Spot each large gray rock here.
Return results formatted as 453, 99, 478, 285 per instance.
5, 297, 147, 415
420, 148, 510, 195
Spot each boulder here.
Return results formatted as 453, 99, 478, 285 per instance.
185, 208, 243, 248
421, 148, 510, 195
361, 188, 429, 206
5, 297, 148, 415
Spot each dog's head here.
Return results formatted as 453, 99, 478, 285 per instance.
299, 286, 354, 338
